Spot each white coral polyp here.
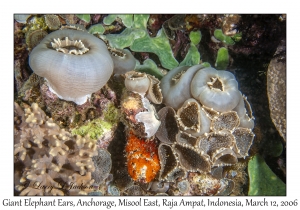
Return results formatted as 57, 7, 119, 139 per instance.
191, 67, 240, 112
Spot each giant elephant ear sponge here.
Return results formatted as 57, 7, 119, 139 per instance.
160, 64, 205, 110
191, 67, 240, 112
29, 29, 114, 105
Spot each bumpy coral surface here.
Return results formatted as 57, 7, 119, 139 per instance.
125, 131, 160, 183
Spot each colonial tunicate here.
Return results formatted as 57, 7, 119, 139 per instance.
29, 29, 114, 105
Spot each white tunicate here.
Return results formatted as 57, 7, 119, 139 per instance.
135, 97, 161, 138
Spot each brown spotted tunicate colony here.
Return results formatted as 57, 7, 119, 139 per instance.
154, 64, 255, 195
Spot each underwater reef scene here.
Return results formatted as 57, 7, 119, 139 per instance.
14, 14, 286, 196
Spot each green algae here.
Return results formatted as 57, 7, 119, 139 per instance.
99, 15, 148, 49
248, 154, 286, 196
104, 102, 120, 123
135, 58, 163, 80
100, 28, 146, 49
179, 43, 200, 67
201, 62, 211, 68
76, 14, 91, 23
72, 102, 119, 140
103, 15, 117, 25
214, 29, 235, 45
189, 30, 201, 45
178, 30, 201, 67
22, 16, 48, 33
72, 118, 112, 140
232, 32, 242, 42
215, 47, 229, 70
131, 29, 178, 70
103, 15, 134, 28
88, 24, 105, 35
100, 14, 178, 70
132, 15, 149, 30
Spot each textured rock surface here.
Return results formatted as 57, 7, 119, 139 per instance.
267, 40, 286, 141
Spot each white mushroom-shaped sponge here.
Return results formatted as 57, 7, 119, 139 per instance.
29, 29, 114, 105
160, 64, 205, 110
191, 67, 240, 112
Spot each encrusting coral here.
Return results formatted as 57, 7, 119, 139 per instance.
14, 102, 98, 195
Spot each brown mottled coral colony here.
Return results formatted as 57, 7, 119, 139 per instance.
14, 102, 97, 195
